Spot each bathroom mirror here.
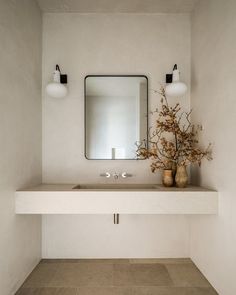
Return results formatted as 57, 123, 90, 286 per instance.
85, 75, 148, 160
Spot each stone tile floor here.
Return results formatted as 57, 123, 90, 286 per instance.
16, 259, 218, 295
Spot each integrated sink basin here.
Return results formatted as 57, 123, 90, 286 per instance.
73, 184, 160, 190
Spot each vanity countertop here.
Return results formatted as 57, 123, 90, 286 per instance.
17, 183, 215, 192
15, 183, 218, 215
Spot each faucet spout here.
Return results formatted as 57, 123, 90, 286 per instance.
113, 172, 119, 180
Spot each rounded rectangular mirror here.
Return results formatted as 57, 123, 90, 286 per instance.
85, 75, 148, 160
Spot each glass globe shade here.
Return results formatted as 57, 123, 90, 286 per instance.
46, 82, 67, 98
165, 81, 187, 97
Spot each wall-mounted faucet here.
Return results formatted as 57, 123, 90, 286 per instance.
100, 172, 133, 180
113, 172, 119, 180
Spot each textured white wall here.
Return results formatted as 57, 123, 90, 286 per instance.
190, 1, 236, 294
42, 13, 191, 258
0, 1, 42, 294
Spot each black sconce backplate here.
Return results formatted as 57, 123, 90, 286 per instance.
60, 74, 68, 84
166, 74, 173, 83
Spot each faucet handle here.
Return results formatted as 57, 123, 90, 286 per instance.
100, 172, 111, 178
121, 172, 132, 178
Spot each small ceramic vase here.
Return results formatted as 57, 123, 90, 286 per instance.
175, 165, 188, 188
162, 169, 174, 187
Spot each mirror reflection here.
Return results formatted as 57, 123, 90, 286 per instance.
85, 76, 148, 160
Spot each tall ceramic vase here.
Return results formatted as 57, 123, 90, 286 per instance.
175, 165, 188, 188
162, 169, 174, 187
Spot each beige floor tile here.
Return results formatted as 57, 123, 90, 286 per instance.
41, 259, 129, 264
49, 263, 113, 287
17, 259, 218, 295
165, 263, 211, 287
131, 286, 218, 295
16, 287, 77, 295
113, 264, 173, 286
22, 263, 59, 288
129, 259, 192, 265
132, 286, 178, 295
77, 287, 132, 295
184, 287, 218, 295
16, 286, 218, 295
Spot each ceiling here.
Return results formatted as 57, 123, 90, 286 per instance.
37, 0, 198, 13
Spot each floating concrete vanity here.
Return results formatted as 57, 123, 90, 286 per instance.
15, 184, 218, 215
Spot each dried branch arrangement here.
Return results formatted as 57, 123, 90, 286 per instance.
136, 86, 212, 173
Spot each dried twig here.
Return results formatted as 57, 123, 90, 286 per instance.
136, 87, 212, 172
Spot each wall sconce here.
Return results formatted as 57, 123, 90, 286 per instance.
165, 64, 187, 97
46, 65, 68, 98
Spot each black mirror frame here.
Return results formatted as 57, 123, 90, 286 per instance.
84, 75, 148, 160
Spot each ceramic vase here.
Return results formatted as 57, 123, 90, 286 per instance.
162, 169, 174, 187
175, 165, 188, 188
